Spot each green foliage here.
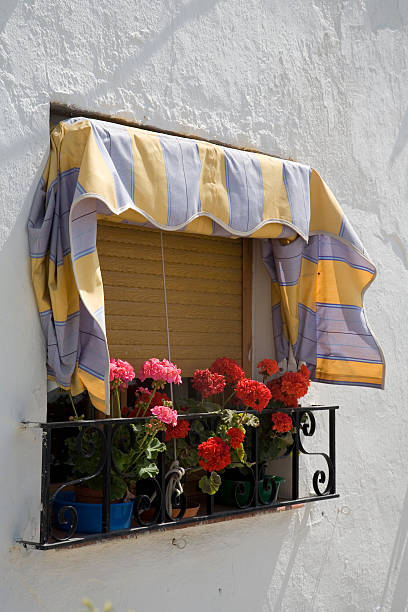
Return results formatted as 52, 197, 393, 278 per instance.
66, 425, 165, 501
219, 409, 259, 429
199, 471, 221, 495
242, 413, 260, 428
143, 435, 165, 460
175, 398, 220, 414
231, 444, 246, 464
258, 428, 293, 463
165, 438, 198, 469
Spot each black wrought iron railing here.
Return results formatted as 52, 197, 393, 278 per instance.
19, 405, 338, 549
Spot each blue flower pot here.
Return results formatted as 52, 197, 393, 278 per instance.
53, 491, 134, 534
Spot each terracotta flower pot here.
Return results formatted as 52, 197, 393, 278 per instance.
172, 504, 200, 519
140, 504, 200, 522
74, 485, 123, 504
74, 486, 103, 504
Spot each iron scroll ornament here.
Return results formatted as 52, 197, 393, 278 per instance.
49, 425, 108, 541
296, 410, 334, 496
257, 462, 279, 506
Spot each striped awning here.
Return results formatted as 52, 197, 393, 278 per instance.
28, 117, 385, 412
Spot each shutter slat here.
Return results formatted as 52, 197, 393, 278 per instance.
98, 220, 242, 256
99, 255, 242, 282
107, 345, 243, 361
101, 271, 242, 295
107, 330, 242, 347
107, 315, 242, 333
105, 301, 242, 321
97, 242, 242, 270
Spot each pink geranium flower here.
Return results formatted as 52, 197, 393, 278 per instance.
138, 358, 182, 385
151, 405, 178, 427
110, 358, 135, 388
109, 359, 119, 382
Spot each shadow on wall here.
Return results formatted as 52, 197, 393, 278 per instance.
0, 158, 47, 423
367, 0, 408, 31
0, 0, 19, 33
380, 482, 408, 611
0, 158, 48, 551
389, 107, 408, 166
5, 512, 301, 612
269, 505, 312, 612
81, 0, 223, 100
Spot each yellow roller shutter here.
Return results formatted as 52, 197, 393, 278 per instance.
97, 220, 244, 376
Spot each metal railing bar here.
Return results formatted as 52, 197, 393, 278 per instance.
19, 405, 340, 430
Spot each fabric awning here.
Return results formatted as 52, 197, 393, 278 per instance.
28, 117, 385, 412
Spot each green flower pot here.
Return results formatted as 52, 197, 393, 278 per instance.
216, 474, 285, 507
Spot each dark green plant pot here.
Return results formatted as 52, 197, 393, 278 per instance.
259, 475, 285, 504
216, 474, 285, 507
216, 479, 251, 507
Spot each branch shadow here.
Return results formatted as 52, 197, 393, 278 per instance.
271, 505, 311, 612
380, 483, 408, 611
84, 0, 222, 100
389, 108, 408, 166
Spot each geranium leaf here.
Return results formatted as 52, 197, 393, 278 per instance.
199, 471, 221, 495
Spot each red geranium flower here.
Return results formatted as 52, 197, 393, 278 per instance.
281, 371, 310, 398
283, 395, 298, 408
198, 437, 231, 471
210, 357, 245, 384
235, 378, 272, 413
257, 358, 279, 377
300, 364, 310, 378
227, 427, 245, 449
150, 391, 171, 408
267, 366, 310, 407
165, 419, 190, 441
272, 412, 293, 434
192, 369, 226, 398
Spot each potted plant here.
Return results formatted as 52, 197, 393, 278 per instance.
162, 359, 271, 506
54, 357, 183, 533
55, 413, 168, 533
198, 358, 311, 508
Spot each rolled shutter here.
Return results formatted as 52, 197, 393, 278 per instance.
97, 220, 243, 376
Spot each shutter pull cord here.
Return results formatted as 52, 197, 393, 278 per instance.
160, 231, 185, 518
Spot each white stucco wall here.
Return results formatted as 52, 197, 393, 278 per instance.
1, 1, 407, 610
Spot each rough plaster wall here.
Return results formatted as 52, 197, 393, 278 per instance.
0, 1, 407, 610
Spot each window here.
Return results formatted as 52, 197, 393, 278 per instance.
21, 108, 342, 549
